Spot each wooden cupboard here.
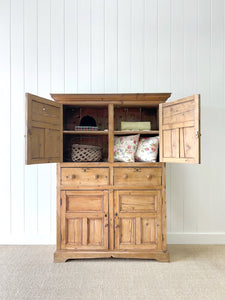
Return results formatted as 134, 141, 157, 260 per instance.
26, 93, 200, 262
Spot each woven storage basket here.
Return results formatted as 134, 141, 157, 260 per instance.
71, 144, 102, 162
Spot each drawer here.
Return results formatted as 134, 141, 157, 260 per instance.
61, 167, 109, 186
114, 167, 162, 186
31, 99, 61, 126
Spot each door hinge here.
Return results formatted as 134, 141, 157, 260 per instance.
195, 130, 201, 138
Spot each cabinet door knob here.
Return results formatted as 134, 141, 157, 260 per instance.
123, 174, 128, 179
146, 174, 152, 179
42, 107, 46, 111
70, 174, 76, 179
94, 174, 99, 179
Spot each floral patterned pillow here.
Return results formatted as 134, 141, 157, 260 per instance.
114, 134, 140, 162
135, 136, 159, 162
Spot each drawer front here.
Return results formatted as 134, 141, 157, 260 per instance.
61, 167, 109, 186
114, 167, 162, 186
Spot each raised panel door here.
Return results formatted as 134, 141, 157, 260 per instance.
114, 190, 162, 250
159, 94, 200, 164
26, 93, 62, 164
60, 190, 108, 250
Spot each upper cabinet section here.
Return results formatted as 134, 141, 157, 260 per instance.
26, 92, 200, 165
26, 93, 63, 165
159, 94, 201, 164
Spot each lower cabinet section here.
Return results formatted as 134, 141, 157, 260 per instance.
60, 190, 109, 250
55, 165, 169, 263
56, 188, 169, 262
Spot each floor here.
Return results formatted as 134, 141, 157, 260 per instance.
0, 245, 225, 300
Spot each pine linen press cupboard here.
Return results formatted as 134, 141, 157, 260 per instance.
25, 93, 200, 262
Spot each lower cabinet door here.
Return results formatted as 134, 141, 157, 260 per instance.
60, 190, 108, 250
114, 190, 162, 250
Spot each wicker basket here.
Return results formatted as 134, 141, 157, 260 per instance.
71, 144, 102, 162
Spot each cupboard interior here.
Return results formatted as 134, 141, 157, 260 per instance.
62, 104, 159, 163
63, 105, 108, 131
114, 106, 159, 131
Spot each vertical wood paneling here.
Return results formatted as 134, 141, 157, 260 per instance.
169, 0, 185, 233
157, 0, 171, 91
24, 0, 38, 235
197, 0, 211, 232
118, 0, 131, 91
208, 0, 225, 231
0, 0, 11, 235
183, 0, 206, 233
105, 0, 117, 92
65, 0, 78, 92
1, 0, 225, 244
143, 0, 158, 91
37, 0, 53, 236
181, 0, 199, 232
10, 0, 25, 234
131, 0, 144, 92
51, 0, 65, 91
50, 0, 65, 241
91, 0, 105, 92
77, 0, 91, 92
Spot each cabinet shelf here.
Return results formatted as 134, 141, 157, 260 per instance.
63, 130, 108, 135
114, 130, 159, 135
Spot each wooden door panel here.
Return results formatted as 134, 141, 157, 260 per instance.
114, 190, 161, 250
118, 191, 157, 213
31, 99, 61, 125
120, 218, 135, 244
61, 191, 108, 250
26, 93, 62, 164
45, 129, 61, 159
30, 127, 45, 159
88, 218, 104, 245
66, 194, 103, 212
141, 218, 156, 244
159, 94, 200, 164
67, 218, 82, 244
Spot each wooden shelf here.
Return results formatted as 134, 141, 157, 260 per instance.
114, 130, 159, 135
63, 130, 108, 135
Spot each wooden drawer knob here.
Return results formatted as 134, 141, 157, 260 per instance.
70, 174, 76, 179
42, 107, 46, 111
123, 174, 128, 179
94, 174, 99, 179
146, 174, 152, 179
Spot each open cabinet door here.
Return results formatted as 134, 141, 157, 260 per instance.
159, 94, 200, 164
26, 93, 63, 165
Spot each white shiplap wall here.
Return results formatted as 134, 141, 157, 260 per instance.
0, 0, 224, 244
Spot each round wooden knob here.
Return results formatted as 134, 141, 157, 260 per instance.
94, 174, 99, 179
146, 174, 152, 179
70, 174, 76, 179
123, 174, 128, 179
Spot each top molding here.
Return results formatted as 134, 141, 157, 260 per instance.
51, 93, 172, 106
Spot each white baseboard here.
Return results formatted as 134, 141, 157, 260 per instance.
0, 233, 225, 245
167, 233, 225, 244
